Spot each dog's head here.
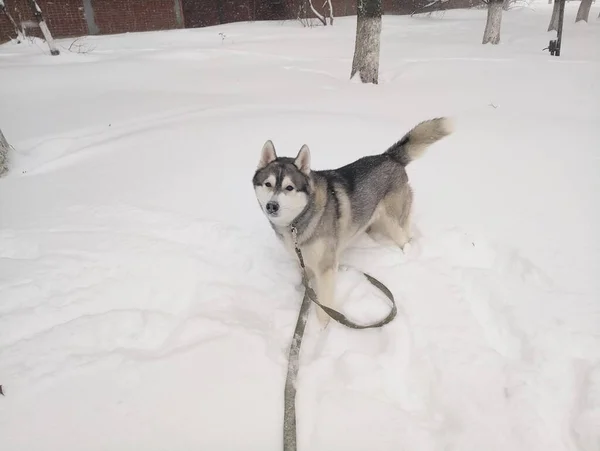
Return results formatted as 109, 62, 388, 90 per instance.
252, 140, 311, 228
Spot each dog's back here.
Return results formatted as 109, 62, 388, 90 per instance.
310, 117, 453, 245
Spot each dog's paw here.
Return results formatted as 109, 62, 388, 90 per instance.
401, 241, 412, 255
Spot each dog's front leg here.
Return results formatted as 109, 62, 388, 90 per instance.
313, 265, 337, 328
299, 239, 338, 329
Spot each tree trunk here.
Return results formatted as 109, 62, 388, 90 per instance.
1, 2, 24, 41
548, 0, 560, 31
216, 0, 224, 24
482, 0, 503, 44
308, 0, 327, 25
27, 0, 59, 55
575, 0, 592, 22
350, 0, 382, 84
0, 128, 10, 177
326, 0, 334, 25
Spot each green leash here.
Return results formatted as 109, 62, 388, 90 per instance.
283, 226, 398, 451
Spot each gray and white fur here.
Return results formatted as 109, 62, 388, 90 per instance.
253, 117, 453, 327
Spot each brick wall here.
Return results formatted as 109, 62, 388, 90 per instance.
1, 0, 87, 42
1, 0, 30, 42
183, 0, 222, 28
1, 0, 479, 45
92, 0, 182, 35
41, 0, 87, 37
199, 0, 478, 25
383, 0, 480, 14
0, 0, 183, 43
313, 0, 479, 19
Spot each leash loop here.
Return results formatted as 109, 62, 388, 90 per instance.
283, 224, 397, 451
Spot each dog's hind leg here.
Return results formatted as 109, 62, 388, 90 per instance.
378, 214, 411, 251
372, 187, 413, 252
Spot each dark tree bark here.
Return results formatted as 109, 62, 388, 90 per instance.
548, 0, 560, 31
575, 0, 592, 22
0, 127, 10, 177
482, 0, 503, 44
350, 0, 382, 84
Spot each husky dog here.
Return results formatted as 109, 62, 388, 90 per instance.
253, 118, 452, 327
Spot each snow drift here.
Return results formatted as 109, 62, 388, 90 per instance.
0, 3, 599, 450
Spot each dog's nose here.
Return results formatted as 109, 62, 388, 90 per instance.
266, 201, 279, 214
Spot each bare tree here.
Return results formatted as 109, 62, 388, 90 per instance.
0, 127, 11, 177
1, 0, 25, 42
297, 0, 334, 26
306, 0, 334, 26
325, 0, 334, 25
575, 0, 593, 22
350, 0, 382, 84
308, 0, 327, 25
482, 0, 503, 44
548, 0, 560, 31
26, 0, 60, 55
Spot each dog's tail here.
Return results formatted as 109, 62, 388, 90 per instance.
384, 117, 453, 166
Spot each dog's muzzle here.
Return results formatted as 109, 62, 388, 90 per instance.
266, 201, 279, 215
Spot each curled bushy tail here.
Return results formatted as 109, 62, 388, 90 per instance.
385, 117, 453, 166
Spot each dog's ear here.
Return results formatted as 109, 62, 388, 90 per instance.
258, 140, 277, 169
294, 145, 311, 175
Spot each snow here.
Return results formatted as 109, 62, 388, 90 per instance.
1, 2, 599, 450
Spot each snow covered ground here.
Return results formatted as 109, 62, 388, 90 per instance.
1, 2, 599, 450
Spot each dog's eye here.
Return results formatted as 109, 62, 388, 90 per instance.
265, 182, 272, 188
285, 185, 294, 191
